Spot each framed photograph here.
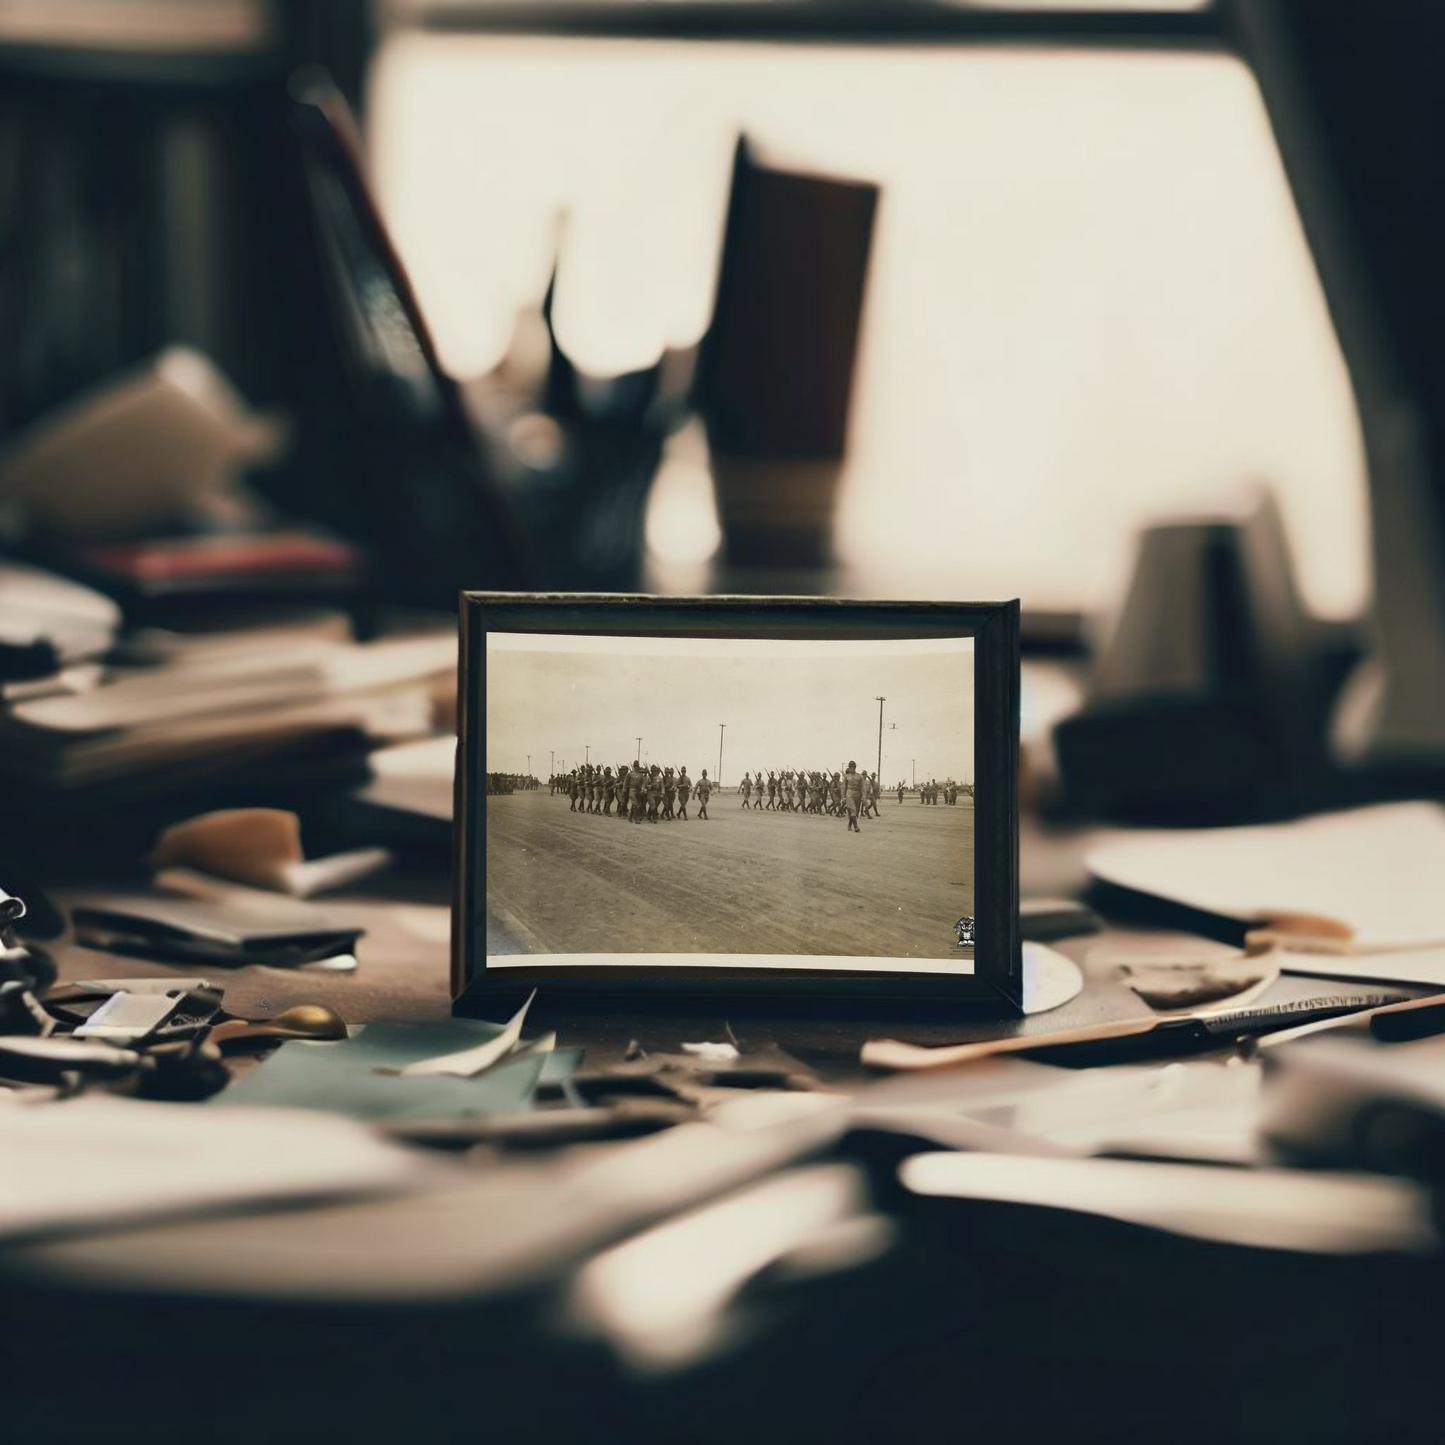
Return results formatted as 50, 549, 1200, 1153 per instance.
454, 594, 1020, 1013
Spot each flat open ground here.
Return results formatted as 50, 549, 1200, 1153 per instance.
485, 790, 975, 965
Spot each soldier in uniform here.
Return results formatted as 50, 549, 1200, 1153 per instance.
628, 763, 645, 824
662, 766, 677, 821
676, 765, 692, 819
843, 761, 864, 833
897, 781, 905, 804
695, 768, 712, 820
740, 771, 753, 808
601, 766, 615, 817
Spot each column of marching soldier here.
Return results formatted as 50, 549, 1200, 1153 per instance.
546, 761, 902, 832
550, 761, 713, 822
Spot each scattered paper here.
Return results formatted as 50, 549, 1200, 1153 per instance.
399, 991, 537, 1078
1087, 802, 1445, 950
212, 1018, 566, 1120
680, 1041, 741, 1063
1119, 957, 1279, 1011
152, 809, 391, 897
0, 1096, 423, 1244
900, 1152, 1435, 1254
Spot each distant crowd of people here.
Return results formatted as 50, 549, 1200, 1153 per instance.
485, 772, 538, 795
916, 781, 969, 805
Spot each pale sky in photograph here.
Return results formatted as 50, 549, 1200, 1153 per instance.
486, 634, 974, 785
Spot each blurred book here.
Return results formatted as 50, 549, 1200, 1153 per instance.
0, 0, 273, 52
0, 630, 454, 792
330, 735, 456, 854
0, 561, 120, 679
64, 530, 364, 602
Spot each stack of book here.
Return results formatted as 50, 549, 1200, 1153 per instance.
0, 583, 455, 851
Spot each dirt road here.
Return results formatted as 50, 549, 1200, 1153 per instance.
485, 789, 975, 962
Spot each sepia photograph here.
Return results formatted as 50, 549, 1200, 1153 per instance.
483, 630, 975, 974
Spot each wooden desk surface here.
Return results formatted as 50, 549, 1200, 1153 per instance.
42, 818, 1366, 1074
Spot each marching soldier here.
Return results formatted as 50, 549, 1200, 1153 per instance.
601, 765, 615, 816
843, 760, 864, 834
646, 764, 663, 823
766, 771, 778, 810
696, 768, 712, 820
662, 766, 678, 821
740, 771, 754, 808
677, 765, 692, 819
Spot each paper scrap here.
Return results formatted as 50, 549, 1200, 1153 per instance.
399, 991, 537, 1078
152, 809, 391, 897
680, 1041, 741, 1063
0, 1096, 421, 1244
1087, 802, 1445, 950
899, 1152, 1435, 1255
212, 1019, 562, 1120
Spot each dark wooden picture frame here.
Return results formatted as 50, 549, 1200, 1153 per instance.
454, 594, 1021, 1015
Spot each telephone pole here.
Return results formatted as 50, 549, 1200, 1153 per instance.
526, 754, 530, 778
875, 697, 885, 780
584, 744, 590, 765
636, 737, 642, 762
912, 759, 916, 787
718, 724, 726, 786
550, 750, 554, 777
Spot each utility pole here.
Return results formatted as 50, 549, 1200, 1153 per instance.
584, 744, 590, 765
718, 724, 726, 786
636, 737, 642, 762
526, 754, 530, 779
912, 759, 916, 787
875, 697, 885, 781
550, 750, 554, 778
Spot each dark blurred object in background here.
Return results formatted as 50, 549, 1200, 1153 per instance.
695, 140, 877, 568
279, 68, 533, 604
1053, 492, 1356, 824
0, 5, 539, 609
1229, 0, 1445, 781
0, 3, 356, 440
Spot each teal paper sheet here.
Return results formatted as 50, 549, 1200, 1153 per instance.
212, 1021, 582, 1120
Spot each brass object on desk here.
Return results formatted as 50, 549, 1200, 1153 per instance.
209, 1003, 349, 1049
